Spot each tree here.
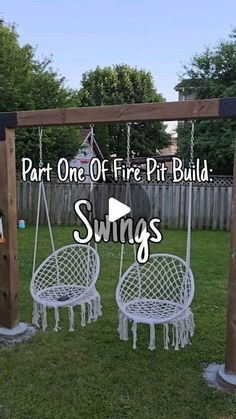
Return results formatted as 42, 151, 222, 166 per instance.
0, 21, 80, 169
177, 29, 236, 174
78, 65, 170, 158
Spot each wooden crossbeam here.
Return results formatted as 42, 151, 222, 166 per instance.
0, 98, 235, 138
15, 98, 236, 126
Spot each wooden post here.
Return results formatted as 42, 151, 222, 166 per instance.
0, 128, 19, 328
225, 134, 236, 373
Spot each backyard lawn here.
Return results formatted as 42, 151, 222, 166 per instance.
0, 227, 236, 418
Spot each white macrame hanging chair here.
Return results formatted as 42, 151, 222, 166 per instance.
30, 126, 101, 331
116, 123, 195, 350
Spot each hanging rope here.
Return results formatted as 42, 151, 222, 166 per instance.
126, 123, 131, 167
89, 124, 97, 251
89, 124, 97, 252
32, 127, 44, 277
32, 127, 58, 280
185, 121, 195, 271
38, 127, 43, 168
118, 123, 142, 306
86, 124, 97, 286
119, 123, 135, 279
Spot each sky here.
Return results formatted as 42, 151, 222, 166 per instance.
1, 0, 236, 133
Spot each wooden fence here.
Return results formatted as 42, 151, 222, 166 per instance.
16, 180, 233, 230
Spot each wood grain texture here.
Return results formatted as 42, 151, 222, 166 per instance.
16, 99, 220, 127
0, 128, 19, 328
225, 134, 236, 373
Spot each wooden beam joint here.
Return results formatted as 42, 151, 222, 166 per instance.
0, 112, 17, 141
219, 98, 236, 118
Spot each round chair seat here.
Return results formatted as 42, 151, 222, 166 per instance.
30, 244, 100, 308
116, 253, 194, 325
116, 253, 195, 349
35, 284, 89, 307
123, 298, 187, 324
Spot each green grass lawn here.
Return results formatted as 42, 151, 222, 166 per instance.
0, 227, 236, 419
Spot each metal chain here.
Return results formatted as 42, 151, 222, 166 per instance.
90, 124, 94, 149
190, 120, 195, 166
88, 124, 97, 252
38, 127, 43, 168
126, 123, 131, 166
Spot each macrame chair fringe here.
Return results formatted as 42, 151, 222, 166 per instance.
148, 323, 156, 351
117, 310, 129, 341
88, 301, 93, 324
32, 295, 102, 331
131, 322, 137, 350
81, 303, 86, 327
41, 304, 47, 331
93, 294, 102, 321
68, 306, 75, 332
163, 324, 169, 350
54, 307, 60, 331
32, 301, 40, 328
117, 309, 195, 351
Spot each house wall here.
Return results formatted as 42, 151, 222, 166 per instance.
70, 144, 97, 183
178, 91, 196, 102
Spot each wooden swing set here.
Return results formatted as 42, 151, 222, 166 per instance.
0, 97, 236, 381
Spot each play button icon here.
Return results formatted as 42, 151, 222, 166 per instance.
108, 198, 131, 222
88, 181, 151, 226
